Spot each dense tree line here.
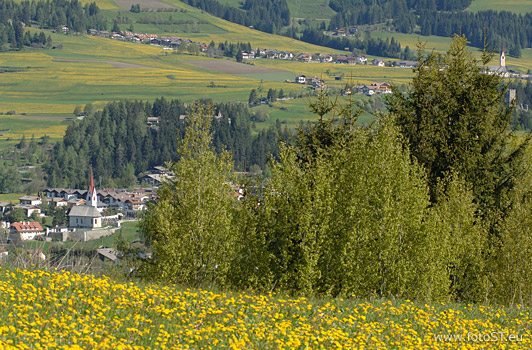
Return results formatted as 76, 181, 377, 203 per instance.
47, 98, 287, 189
184, 0, 289, 33
327, 0, 531, 55
416, 10, 532, 55
298, 27, 414, 60
0, 0, 105, 50
0, 0, 106, 32
141, 36, 532, 306
0, 22, 51, 50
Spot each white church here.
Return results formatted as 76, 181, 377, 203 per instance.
68, 167, 102, 229
486, 45, 510, 78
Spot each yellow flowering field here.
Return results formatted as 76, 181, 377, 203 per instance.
0, 266, 531, 349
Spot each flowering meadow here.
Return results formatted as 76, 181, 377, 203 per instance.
0, 266, 531, 349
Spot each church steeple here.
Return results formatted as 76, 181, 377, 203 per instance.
500, 43, 506, 67
86, 166, 98, 208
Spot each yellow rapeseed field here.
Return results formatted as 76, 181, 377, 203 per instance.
0, 267, 531, 349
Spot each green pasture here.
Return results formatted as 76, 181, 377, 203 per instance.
251, 95, 377, 131
467, 0, 532, 14
251, 59, 414, 87
103, 9, 229, 34
67, 221, 142, 251
235, 71, 295, 82
0, 115, 71, 144
214, 0, 335, 22
0, 193, 25, 204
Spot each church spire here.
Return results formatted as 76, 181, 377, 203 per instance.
500, 43, 506, 67
86, 166, 98, 207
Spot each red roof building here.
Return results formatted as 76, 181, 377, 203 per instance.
9, 221, 44, 241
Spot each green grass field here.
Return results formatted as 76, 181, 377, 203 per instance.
251, 95, 377, 131
0, 193, 25, 203
1, 0, 531, 140
214, 0, 335, 22
0, 115, 71, 142
468, 0, 532, 14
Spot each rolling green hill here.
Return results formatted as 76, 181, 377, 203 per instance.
2, 0, 532, 143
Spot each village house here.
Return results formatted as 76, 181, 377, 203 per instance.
360, 85, 375, 96
369, 82, 392, 94
295, 75, 307, 84
373, 59, 385, 67
45, 197, 69, 207
297, 53, 312, 62
13, 204, 41, 218
265, 49, 279, 59
319, 54, 333, 63
9, 221, 44, 242
278, 51, 293, 60
356, 55, 367, 64
310, 78, 326, 91
19, 195, 41, 206
398, 61, 417, 68
0, 202, 11, 214
307, 76, 323, 85
335, 29, 346, 37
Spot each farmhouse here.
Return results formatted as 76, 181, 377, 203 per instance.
369, 82, 392, 94
9, 221, 44, 242
335, 29, 346, 37
295, 75, 307, 84
297, 53, 312, 62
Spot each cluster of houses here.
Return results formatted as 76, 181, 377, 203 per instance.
84, 27, 419, 69
344, 82, 393, 96
333, 27, 359, 37
294, 75, 392, 95
0, 167, 162, 243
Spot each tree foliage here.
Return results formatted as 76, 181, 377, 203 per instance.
387, 35, 529, 220
140, 104, 236, 286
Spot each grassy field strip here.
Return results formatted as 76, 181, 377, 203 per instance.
251, 59, 415, 86
467, 0, 532, 14
0, 115, 70, 141
0, 193, 25, 203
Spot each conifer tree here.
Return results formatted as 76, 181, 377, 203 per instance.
387, 34, 529, 221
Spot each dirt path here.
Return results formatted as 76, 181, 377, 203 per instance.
53, 58, 158, 69
184, 60, 285, 74
113, 0, 176, 10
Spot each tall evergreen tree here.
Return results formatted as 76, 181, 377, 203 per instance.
386, 35, 529, 222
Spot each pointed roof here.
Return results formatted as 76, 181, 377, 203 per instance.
89, 166, 95, 195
